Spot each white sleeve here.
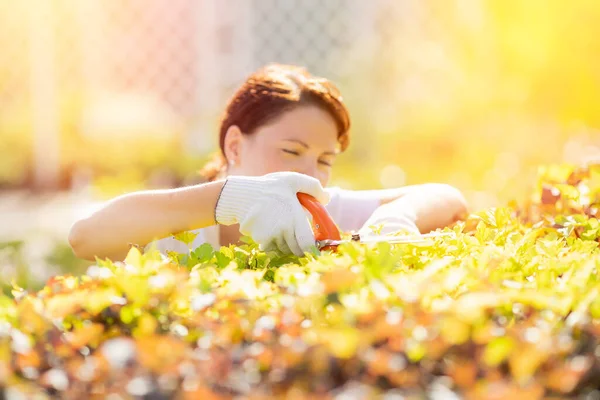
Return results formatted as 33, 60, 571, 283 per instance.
324, 187, 382, 232
146, 235, 191, 254
145, 226, 219, 255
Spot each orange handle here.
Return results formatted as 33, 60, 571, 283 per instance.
297, 192, 341, 251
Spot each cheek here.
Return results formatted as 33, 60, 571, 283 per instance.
262, 147, 289, 169
237, 141, 262, 174
266, 147, 298, 170
240, 143, 286, 174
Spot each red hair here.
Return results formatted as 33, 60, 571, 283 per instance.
200, 64, 351, 181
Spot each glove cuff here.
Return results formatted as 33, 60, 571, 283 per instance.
215, 176, 262, 225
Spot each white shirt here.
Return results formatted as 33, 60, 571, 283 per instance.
147, 186, 382, 254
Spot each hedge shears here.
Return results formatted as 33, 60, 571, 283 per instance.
297, 193, 452, 251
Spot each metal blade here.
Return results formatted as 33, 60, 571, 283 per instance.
317, 232, 453, 248
362, 231, 453, 243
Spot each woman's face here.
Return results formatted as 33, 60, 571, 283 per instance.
229, 105, 340, 187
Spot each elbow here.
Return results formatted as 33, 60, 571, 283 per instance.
438, 184, 469, 221
68, 220, 95, 261
416, 183, 469, 226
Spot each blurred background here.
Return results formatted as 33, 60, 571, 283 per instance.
2, 0, 600, 290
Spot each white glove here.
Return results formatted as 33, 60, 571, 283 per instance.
215, 172, 330, 256
358, 198, 420, 237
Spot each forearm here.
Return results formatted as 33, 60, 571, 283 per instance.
404, 184, 468, 232
68, 180, 225, 261
361, 184, 468, 234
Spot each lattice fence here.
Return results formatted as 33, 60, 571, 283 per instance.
0, 0, 448, 189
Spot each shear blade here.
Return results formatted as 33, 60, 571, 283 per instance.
318, 232, 453, 248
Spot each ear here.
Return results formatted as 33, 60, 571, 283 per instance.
223, 125, 243, 164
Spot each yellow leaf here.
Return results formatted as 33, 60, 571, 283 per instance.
483, 337, 515, 367
439, 316, 470, 345
133, 313, 158, 338
17, 297, 49, 335
173, 231, 199, 246
308, 327, 360, 359
65, 323, 104, 349
124, 246, 143, 267
118, 276, 150, 306
45, 291, 87, 319
509, 345, 548, 384
83, 288, 122, 316
321, 268, 360, 294
136, 335, 188, 373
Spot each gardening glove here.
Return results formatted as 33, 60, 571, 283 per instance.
215, 172, 330, 256
358, 198, 420, 238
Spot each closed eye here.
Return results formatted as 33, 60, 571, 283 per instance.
318, 160, 333, 167
281, 149, 300, 156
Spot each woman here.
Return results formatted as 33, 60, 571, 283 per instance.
68, 64, 468, 261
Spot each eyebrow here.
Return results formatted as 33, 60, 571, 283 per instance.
282, 139, 339, 156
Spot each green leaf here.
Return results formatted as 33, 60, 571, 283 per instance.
0, 295, 16, 322
214, 252, 232, 269
191, 243, 214, 264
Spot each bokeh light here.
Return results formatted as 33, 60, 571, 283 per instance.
1, 0, 600, 287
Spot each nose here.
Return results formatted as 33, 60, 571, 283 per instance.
291, 159, 326, 186
292, 160, 319, 180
